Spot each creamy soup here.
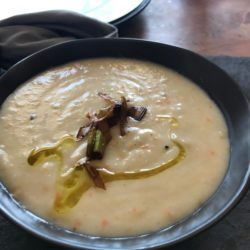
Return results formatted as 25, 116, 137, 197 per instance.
0, 58, 229, 236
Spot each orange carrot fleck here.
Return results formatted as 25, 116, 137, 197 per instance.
101, 218, 110, 227
131, 207, 137, 213
209, 150, 216, 156
74, 220, 82, 228
206, 117, 212, 123
165, 208, 173, 218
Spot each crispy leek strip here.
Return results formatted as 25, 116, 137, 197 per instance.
76, 94, 147, 186
119, 96, 128, 136
86, 128, 107, 160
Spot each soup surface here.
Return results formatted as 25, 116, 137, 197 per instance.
0, 58, 229, 236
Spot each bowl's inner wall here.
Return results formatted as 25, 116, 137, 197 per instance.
0, 39, 249, 250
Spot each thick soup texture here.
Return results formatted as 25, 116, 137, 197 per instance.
0, 58, 229, 236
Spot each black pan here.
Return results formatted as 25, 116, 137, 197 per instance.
0, 38, 249, 250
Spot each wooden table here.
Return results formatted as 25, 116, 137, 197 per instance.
119, 0, 250, 56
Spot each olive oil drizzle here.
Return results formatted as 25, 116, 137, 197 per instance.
27, 119, 186, 213
28, 137, 185, 213
28, 135, 75, 166
99, 140, 185, 182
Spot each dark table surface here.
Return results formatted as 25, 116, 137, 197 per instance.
119, 0, 250, 56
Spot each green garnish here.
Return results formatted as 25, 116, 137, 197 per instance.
86, 128, 108, 160
86, 128, 96, 159
93, 129, 106, 159
77, 94, 148, 187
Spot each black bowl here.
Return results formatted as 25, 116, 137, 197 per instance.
0, 38, 249, 250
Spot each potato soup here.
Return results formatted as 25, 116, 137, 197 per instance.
0, 58, 229, 236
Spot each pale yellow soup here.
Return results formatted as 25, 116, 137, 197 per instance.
0, 58, 229, 236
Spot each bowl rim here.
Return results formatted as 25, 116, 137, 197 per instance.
0, 37, 249, 250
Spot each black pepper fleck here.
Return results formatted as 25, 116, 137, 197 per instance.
29, 114, 37, 120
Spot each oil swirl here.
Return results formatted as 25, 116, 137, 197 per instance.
28, 119, 186, 213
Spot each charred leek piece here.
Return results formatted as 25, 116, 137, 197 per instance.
93, 129, 106, 159
119, 96, 128, 136
76, 123, 94, 140
86, 128, 96, 159
128, 106, 147, 121
84, 162, 106, 189
97, 120, 112, 143
76, 94, 148, 187
86, 128, 107, 160
76, 94, 147, 141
